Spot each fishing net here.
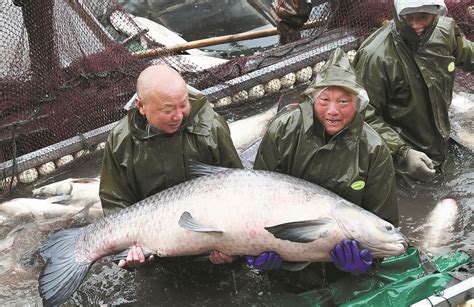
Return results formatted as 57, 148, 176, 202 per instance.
0, 0, 473, 195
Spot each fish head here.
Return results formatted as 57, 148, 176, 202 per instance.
332, 201, 409, 258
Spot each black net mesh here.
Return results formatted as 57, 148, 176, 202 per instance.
1, 0, 472, 195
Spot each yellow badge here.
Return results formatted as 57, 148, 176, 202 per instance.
351, 180, 365, 191
447, 62, 455, 72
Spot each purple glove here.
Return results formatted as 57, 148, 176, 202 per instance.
245, 251, 282, 270
330, 239, 373, 276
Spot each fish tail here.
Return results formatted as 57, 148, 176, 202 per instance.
39, 228, 92, 306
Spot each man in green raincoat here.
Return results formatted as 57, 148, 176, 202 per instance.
353, 0, 473, 183
99, 64, 243, 267
255, 48, 399, 227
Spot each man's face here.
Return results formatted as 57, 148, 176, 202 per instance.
313, 87, 357, 136
137, 89, 191, 134
400, 13, 436, 36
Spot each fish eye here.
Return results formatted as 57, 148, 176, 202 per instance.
385, 225, 393, 231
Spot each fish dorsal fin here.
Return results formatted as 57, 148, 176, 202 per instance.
281, 261, 311, 271
187, 160, 229, 180
265, 219, 333, 243
178, 211, 224, 233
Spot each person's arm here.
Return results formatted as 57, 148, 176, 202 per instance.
99, 135, 138, 216
353, 53, 408, 159
363, 142, 399, 226
253, 120, 284, 172
453, 22, 473, 71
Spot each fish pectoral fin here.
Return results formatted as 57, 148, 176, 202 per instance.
264, 219, 332, 243
178, 211, 224, 233
281, 261, 311, 271
45, 195, 72, 204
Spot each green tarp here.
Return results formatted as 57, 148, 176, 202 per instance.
299, 247, 471, 306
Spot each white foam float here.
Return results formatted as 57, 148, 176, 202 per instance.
37, 162, 56, 177
248, 85, 265, 99
18, 168, 38, 184
264, 79, 281, 94
55, 155, 74, 167
280, 72, 296, 88
312, 61, 326, 75
295, 66, 313, 83
232, 90, 249, 103
74, 149, 90, 159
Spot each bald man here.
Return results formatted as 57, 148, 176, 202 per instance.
99, 64, 242, 216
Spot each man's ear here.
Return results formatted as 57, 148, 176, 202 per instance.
136, 97, 146, 116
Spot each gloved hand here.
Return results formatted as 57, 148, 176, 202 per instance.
404, 149, 436, 182
246, 251, 282, 270
330, 240, 373, 276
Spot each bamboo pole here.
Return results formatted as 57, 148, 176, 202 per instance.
132, 20, 322, 59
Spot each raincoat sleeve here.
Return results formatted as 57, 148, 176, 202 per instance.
254, 112, 298, 172
213, 116, 244, 168
353, 54, 408, 158
453, 23, 473, 71
363, 140, 399, 226
254, 125, 282, 172
99, 134, 138, 216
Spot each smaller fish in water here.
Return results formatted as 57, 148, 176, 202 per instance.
0, 196, 103, 221
32, 177, 101, 209
420, 198, 459, 254
229, 103, 277, 167
449, 91, 474, 151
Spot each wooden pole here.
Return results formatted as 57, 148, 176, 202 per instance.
131, 20, 322, 59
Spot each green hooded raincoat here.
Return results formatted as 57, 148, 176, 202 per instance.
100, 93, 243, 216
353, 3, 473, 168
254, 48, 399, 226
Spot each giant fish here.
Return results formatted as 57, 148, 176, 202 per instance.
38, 164, 408, 306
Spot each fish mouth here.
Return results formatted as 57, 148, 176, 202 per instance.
364, 235, 410, 258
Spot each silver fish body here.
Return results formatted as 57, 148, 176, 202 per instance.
39, 166, 408, 306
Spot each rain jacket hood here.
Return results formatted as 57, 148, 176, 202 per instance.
302, 48, 369, 112
394, 0, 447, 20
392, 1, 441, 49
